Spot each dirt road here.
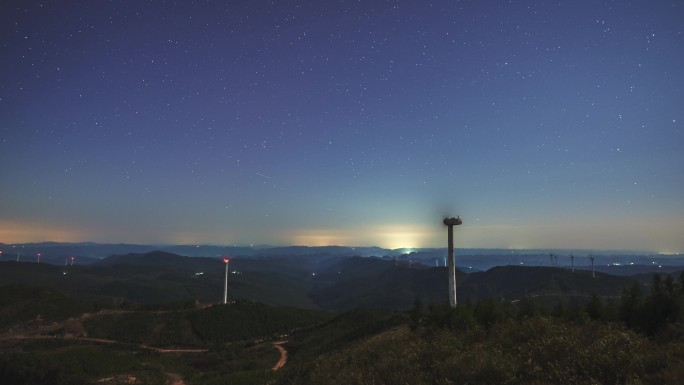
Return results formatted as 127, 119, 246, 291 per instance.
272, 341, 288, 370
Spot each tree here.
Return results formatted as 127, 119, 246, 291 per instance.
585, 293, 604, 320
620, 283, 643, 330
409, 297, 423, 331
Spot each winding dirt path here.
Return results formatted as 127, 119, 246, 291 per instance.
272, 341, 288, 371
0, 309, 208, 354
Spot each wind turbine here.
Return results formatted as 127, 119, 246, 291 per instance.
590, 256, 595, 278
570, 255, 575, 272
37, 253, 41, 263
222, 257, 231, 304
444, 216, 463, 308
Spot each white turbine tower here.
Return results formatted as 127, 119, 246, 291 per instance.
444, 216, 463, 308
222, 257, 231, 304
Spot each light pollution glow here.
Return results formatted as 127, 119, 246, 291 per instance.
1, 217, 681, 253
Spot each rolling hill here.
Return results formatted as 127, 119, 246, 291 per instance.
1, 251, 672, 312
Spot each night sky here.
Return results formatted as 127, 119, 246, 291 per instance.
1, 1, 683, 253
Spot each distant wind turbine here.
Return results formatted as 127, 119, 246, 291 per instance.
222, 257, 231, 304
571, 255, 575, 272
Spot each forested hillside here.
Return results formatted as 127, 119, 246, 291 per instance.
2, 272, 684, 384
276, 273, 684, 384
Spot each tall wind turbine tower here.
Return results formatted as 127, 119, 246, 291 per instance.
590, 256, 595, 278
444, 216, 463, 308
222, 257, 231, 304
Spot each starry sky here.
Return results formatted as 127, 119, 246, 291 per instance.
1, 1, 683, 253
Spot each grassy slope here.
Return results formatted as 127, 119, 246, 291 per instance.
0, 284, 92, 331
82, 301, 333, 346
277, 318, 684, 385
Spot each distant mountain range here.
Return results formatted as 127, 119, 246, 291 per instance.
1, 242, 679, 271
2, 249, 681, 312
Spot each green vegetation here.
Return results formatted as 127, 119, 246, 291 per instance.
619, 273, 684, 337
276, 274, 684, 384
185, 343, 279, 385
285, 309, 406, 361
0, 285, 332, 384
277, 318, 667, 385
83, 310, 202, 346
0, 285, 93, 330
188, 301, 332, 343
0, 340, 171, 385
2, 267, 684, 384
82, 300, 332, 346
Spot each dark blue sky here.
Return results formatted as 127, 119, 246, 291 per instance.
1, 1, 683, 252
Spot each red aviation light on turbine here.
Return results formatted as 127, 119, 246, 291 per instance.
223, 257, 230, 263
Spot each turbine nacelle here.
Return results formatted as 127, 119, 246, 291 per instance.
443, 217, 462, 226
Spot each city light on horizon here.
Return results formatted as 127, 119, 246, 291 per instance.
0, 215, 681, 254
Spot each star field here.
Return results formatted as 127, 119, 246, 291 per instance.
1, 1, 683, 252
